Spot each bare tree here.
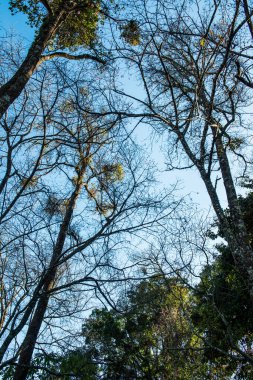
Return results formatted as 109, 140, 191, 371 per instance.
0, 57, 178, 379
108, 0, 253, 301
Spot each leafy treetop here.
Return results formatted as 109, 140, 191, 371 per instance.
9, 0, 101, 49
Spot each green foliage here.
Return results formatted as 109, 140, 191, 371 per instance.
9, 0, 100, 49
22, 351, 97, 379
81, 277, 206, 379
52, 1, 100, 49
121, 20, 141, 46
9, 0, 44, 27
226, 137, 244, 151
192, 247, 253, 350
192, 192, 253, 378
0, 365, 15, 380
102, 163, 124, 182
238, 192, 253, 238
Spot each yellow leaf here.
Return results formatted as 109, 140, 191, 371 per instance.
200, 38, 205, 47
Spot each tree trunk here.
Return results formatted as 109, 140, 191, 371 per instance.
0, 10, 65, 119
214, 132, 253, 297
12, 273, 56, 380
13, 166, 86, 380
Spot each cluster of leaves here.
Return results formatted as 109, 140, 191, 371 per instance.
44, 194, 69, 216
121, 20, 141, 46
61, 278, 206, 379
14, 242, 253, 380
29, 193, 253, 379
86, 161, 124, 216
2, 351, 97, 380
102, 163, 124, 182
9, 0, 101, 48
191, 192, 253, 378
53, 0, 100, 49
9, 0, 45, 27
192, 246, 253, 362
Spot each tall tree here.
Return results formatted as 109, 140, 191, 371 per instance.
30, 277, 207, 380
0, 0, 107, 118
112, 0, 253, 302
192, 192, 253, 378
0, 60, 175, 379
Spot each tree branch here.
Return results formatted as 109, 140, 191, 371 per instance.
39, 0, 53, 15
235, 61, 253, 89
40, 52, 106, 65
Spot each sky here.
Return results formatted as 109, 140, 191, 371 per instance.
0, 3, 251, 370
0, 0, 33, 39
0, 0, 229, 214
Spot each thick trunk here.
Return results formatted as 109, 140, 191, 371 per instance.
13, 166, 86, 380
0, 10, 65, 119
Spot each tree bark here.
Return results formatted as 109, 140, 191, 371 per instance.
214, 132, 253, 296
0, 10, 65, 119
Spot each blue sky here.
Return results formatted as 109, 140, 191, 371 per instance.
0, 1, 33, 40
0, 0, 225, 212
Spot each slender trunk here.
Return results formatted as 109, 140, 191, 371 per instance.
13, 269, 56, 380
198, 166, 225, 224
0, 287, 41, 364
0, 10, 65, 119
180, 119, 253, 299
215, 134, 241, 220
13, 165, 86, 380
200, 91, 253, 297
243, 0, 253, 39
214, 132, 253, 295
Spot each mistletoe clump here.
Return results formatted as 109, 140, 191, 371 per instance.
121, 20, 141, 46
